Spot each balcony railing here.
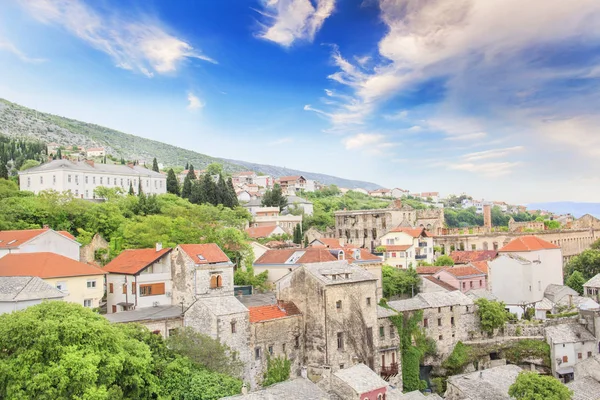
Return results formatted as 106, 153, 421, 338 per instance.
415, 254, 427, 260
380, 362, 399, 377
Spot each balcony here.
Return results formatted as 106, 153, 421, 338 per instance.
418, 242, 428, 247
380, 362, 399, 377
415, 254, 427, 260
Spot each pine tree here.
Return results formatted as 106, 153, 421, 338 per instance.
166, 169, 180, 195
227, 178, 239, 208
56, 148, 62, 159
217, 175, 228, 206
152, 158, 159, 172
138, 178, 143, 195
128, 182, 134, 195
182, 175, 192, 199
185, 162, 189, 170
0, 162, 8, 179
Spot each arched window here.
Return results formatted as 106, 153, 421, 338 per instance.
216, 275, 222, 288
210, 275, 218, 289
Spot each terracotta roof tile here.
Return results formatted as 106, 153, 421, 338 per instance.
416, 266, 447, 275
383, 245, 412, 251
311, 238, 343, 248
255, 248, 336, 264
248, 301, 301, 323
278, 175, 303, 182
0, 228, 77, 249
57, 231, 76, 241
499, 236, 560, 252
245, 226, 280, 239
179, 244, 231, 264
424, 276, 458, 291
442, 266, 486, 278
344, 247, 381, 262
389, 227, 427, 238
450, 250, 498, 264
471, 261, 489, 275
0, 252, 105, 278
103, 248, 172, 275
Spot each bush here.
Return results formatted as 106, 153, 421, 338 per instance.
262, 356, 291, 387
442, 342, 472, 375
431, 377, 447, 395
515, 326, 522, 336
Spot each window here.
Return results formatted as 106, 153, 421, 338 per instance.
268, 345, 274, 356
56, 282, 67, 291
40, 176, 43, 184
53, 175, 56, 184
122, 284, 127, 294
578, 353, 582, 359
563, 355, 568, 363
100, 177, 103, 184
86, 280, 97, 288
466, 306, 470, 312
438, 307, 441, 313
339, 364, 345, 369
471, 244, 476, 250
109, 283, 113, 293
83, 299, 92, 308
131, 283, 136, 295
85, 176, 88, 184
480, 279, 483, 287
112, 305, 117, 313
231, 321, 236, 333
379, 326, 385, 338
336, 300, 342, 309
295, 335, 300, 349
282, 343, 286, 353
588, 351, 592, 357
337, 332, 344, 350
438, 318, 442, 326
120, 178, 124, 186
390, 325, 395, 337
75, 176, 79, 185
140, 283, 165, 296
462, 282, 466, 289
255, 347, 261, 360
450, 306, 453, 311
68, 175, 72, 183
210, 274, 223, 289
27, 177, 31, 187
439, 335, 443, 340
451, 317, 455, 326
85, 190, 88, 198
470, 281, 473, 288
423, 318, 428, 328
366, 297, 371, 306
93, 176, 96, 184
75, 189, 79, 197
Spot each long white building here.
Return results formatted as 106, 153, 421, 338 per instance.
19, 160, 166, 199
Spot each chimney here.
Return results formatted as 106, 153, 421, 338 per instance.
85, 160, 94, 167
156, 242, 162, 252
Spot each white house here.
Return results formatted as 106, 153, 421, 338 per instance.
490, 236, 564, 318
390, 188, 409, 198
86, 147, 106, 157
103, 245, 173, 313
237, 190, 252, 202
19, 159, 167, 199
0, 228, 81, 260
0, 276, 65, 314
284, 195, 314, 216
379, 227, 434, 268
253, 175, 273, 189
545, 323, 598, 383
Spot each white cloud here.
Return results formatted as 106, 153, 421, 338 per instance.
448, 161, 522, 178
269, 137, 294, 145
342, 133, 397, 155
462, 146, 524, 162
0, 40, 45, 63
256, 0, 335, 47
19, 0, 215, 77
186, 92, 204, 111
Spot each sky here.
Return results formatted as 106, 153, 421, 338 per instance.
1, 0, 600, 204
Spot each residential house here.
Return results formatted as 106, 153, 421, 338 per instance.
433, 266, 487, 293
253, 174, 273, 189
310, 238, 345, 248
444, 364, 522, 400
418, 192, 439, 202
0, 228, 80, 260
251, 207, 303, 235
545, 323, 598, 383
284, 195, 314, 216
0, 276, 65, 314
103, 245, 173, 313
19, 159, 167, 199
237, 190, 252, 202
450, 250, 498, 264
0, 252, 105, 308
421, 276, 458, 293
104, 305, 183, 338
490, 236, 564, 318
232, 171, 257, 186
245, 225, 287, 239
369, 189, 391, 198
331, 363, 389, 400
584, 274, 600, 302
86, 147, 106, 157
46, 142, 60, 155
243, 198, 264, 215
380, 227, 434, 268
388, 291, 477, 358
390, 188, 409, 198
249, 242, 269, 262
276, 261, 383, 377
277, 175, 312, 194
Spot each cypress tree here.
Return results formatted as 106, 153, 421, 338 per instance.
0, 162, 8, 179
152, 158, 159, 172
138, 178, 143, 195
103, 155, 107, 164
185, 162, 189, 170
128, 182, 134, 195
166, 169, 180, 195
199, 174, 217, 205
217, 175, 228, 206
182, 175, 192, 199
189, 181, 202, 204
57, 148, 62, 159
227, 178, 239, 207
303, 235, 309, 248
187, 164, 196, 180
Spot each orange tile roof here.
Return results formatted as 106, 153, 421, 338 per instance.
0, 252, 105, 278
103, 247, 172, 275
383, 245, 412, 251
471, 261, 489, 275
389, 227, 427, 238
499, 236, 560, 252
424, 276, 458, 291
311, 238, 343, 248
442, 266, 486, 278
451, 250, 498, 264
179, 244, 231, 264
343, 247, 381, 262
0, 228, 77, 249
278, 175, 303, 182
255, 248, 336, 264
249, 302, 301, 323
416, 266, 447, 275
245, 226, 280, 239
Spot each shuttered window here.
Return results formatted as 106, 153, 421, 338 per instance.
140, 283, 165, 297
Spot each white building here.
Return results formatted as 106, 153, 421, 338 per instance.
284, 195, 314, 216
86, 147, 106, 157
390, 188, 410, 198
19, 159, 166, 199
0, 276, 65, 314
545, 323, 598, 383
489, 236, 564, 318
0, 228, 80, 260
253, 174, 273, 189
379, 227, 434, 268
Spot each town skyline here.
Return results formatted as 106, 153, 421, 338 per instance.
1, 0, 600, 203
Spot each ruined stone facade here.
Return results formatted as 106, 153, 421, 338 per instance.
508, 218, 546, 232
79, 233, 109, 263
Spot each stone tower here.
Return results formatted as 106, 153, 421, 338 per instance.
483, 204, 492, 231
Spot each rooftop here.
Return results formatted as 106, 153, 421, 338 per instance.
236, 292, 277, 307
377, 305, 397, 318
248, 301, 301, 323
302, 261, 378, 286
471, 261, 489, 274
103, 247, 172, 275
104, 305, 182, 323
221, 378, 329, 400
423, 276, 458, 292
447, 364, 521, 400
388, 290, 473, 312
544, 284, 577, 299
178, 243, 231, 265
450, 250, 498, 264
416, 266, 447, 275
255, 248, 337, 265
310, 238, 343, 248
584, 273, 600, 288
440, 266, 486, 278
245, 225, 281, 239
566, 377, 600, 400
389, 227, 427, 238
333, 363, 388, 394
0, 276, 65, 302
18, 159, 164, 178
499, 235, 560, 252
197, 296, 248, 316
383, 245, 412, 251
0, 228, 78, 249
545, 323, 596, 344
0, 252, 105, 279
466, 288, 498, 301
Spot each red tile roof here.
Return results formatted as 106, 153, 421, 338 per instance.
383, 245, 412, 251
103, 247, 172, 275
442, 266, 486, 278
451, 250, 498, 264
245, 226, 280, 239
0, 228, 77, 249
248, 302, 301, 323
311, 238, 343, 248
416, 266, 447, 275
278, 175, 303, 181
255, 248, 336, 264
389, 227, 427, 238
471, 261, 489, 275
343, 247, 381, 262
179, 244, 231, 264
424, 276, 458, 291
499, 236, 560, 252
0, 252, 105, 278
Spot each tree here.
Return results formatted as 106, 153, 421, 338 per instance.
152, 157, 159, 172
128, 181, 135, 195
262, 183, 287, 210
206, 162, 224, 177
227, 178, 239, 208
0, 162, 8, 179
166, 327, 243, 377
475, 298, 508, 334
182, 175, 193, 199
56, 148, 62, 159
19, 159, 40, 171
565, 249, 600, 280
262, 355, 291, 387
434, 255, 455, 266
591, 238, 600, 250
382, 266, 421, 298
566, 270, 586, 295
166, 168, 180, 195
138, 177, 143, 195
508, 371, 572, 400
293, 224, 302, 244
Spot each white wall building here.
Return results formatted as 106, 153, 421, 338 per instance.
546, 323, 598, 383
19, 159, 166, 199
253, 175, 273, 189
379, 227, 434, 268
86, 147, 106, 157
0, 228, 80, 260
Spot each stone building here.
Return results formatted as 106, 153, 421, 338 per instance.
508, 218, 546, 232
79, 233, 109, 263
572, 214, 600, 230
545, 323, 598, 383
276, 261, 384, 378
331, 363, 388, 400
388, 291, 478, 358
377, 306, 401, 386
444, 364, 522, 400
331, 201, 444, 251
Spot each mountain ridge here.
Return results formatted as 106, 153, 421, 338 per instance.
0, 99, 381, 190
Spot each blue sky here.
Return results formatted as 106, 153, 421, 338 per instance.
1, 0, 600, 204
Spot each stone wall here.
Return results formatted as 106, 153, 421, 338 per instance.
504, 322, 545, 337
421, 304, 481, 359
139, 318, 183, 339
79, 233, 108, 263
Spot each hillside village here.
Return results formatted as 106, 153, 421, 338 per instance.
0, 136, 599, 399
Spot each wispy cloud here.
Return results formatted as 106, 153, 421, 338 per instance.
447, 161, 522, 178
462, 146, 524, 162
186, 92, 204, 111
256, 0, 335, 47
342, 133, 396, 155
269, 137, 294, 145
19, 0, 215, 77
0, 40, 45, 63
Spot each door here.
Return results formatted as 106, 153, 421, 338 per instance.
112, 305, 117, 313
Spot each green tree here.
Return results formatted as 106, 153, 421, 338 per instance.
56, 148, 62, 159
565, 249, 600, 280
128, 181, 135, 195
293, 224, 302, 244
475, 298, 508, 334
262, 355, 291, 387
262, 183, 287, 210
508, 371, 572, 400
0, 162, 8, 179
182, 175, 193, 199
19, 159, 40, 171
166, 168, 180, 195
185, 162, 189, 170
566, 270, 586, 295
382, 265, 421, 298
591, 238, 600, 250
234, 265, 270, 293
434, 255, 455, 266
227, 177, 239, 208
206, 162, 224, 177
152, 157, 159, 172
